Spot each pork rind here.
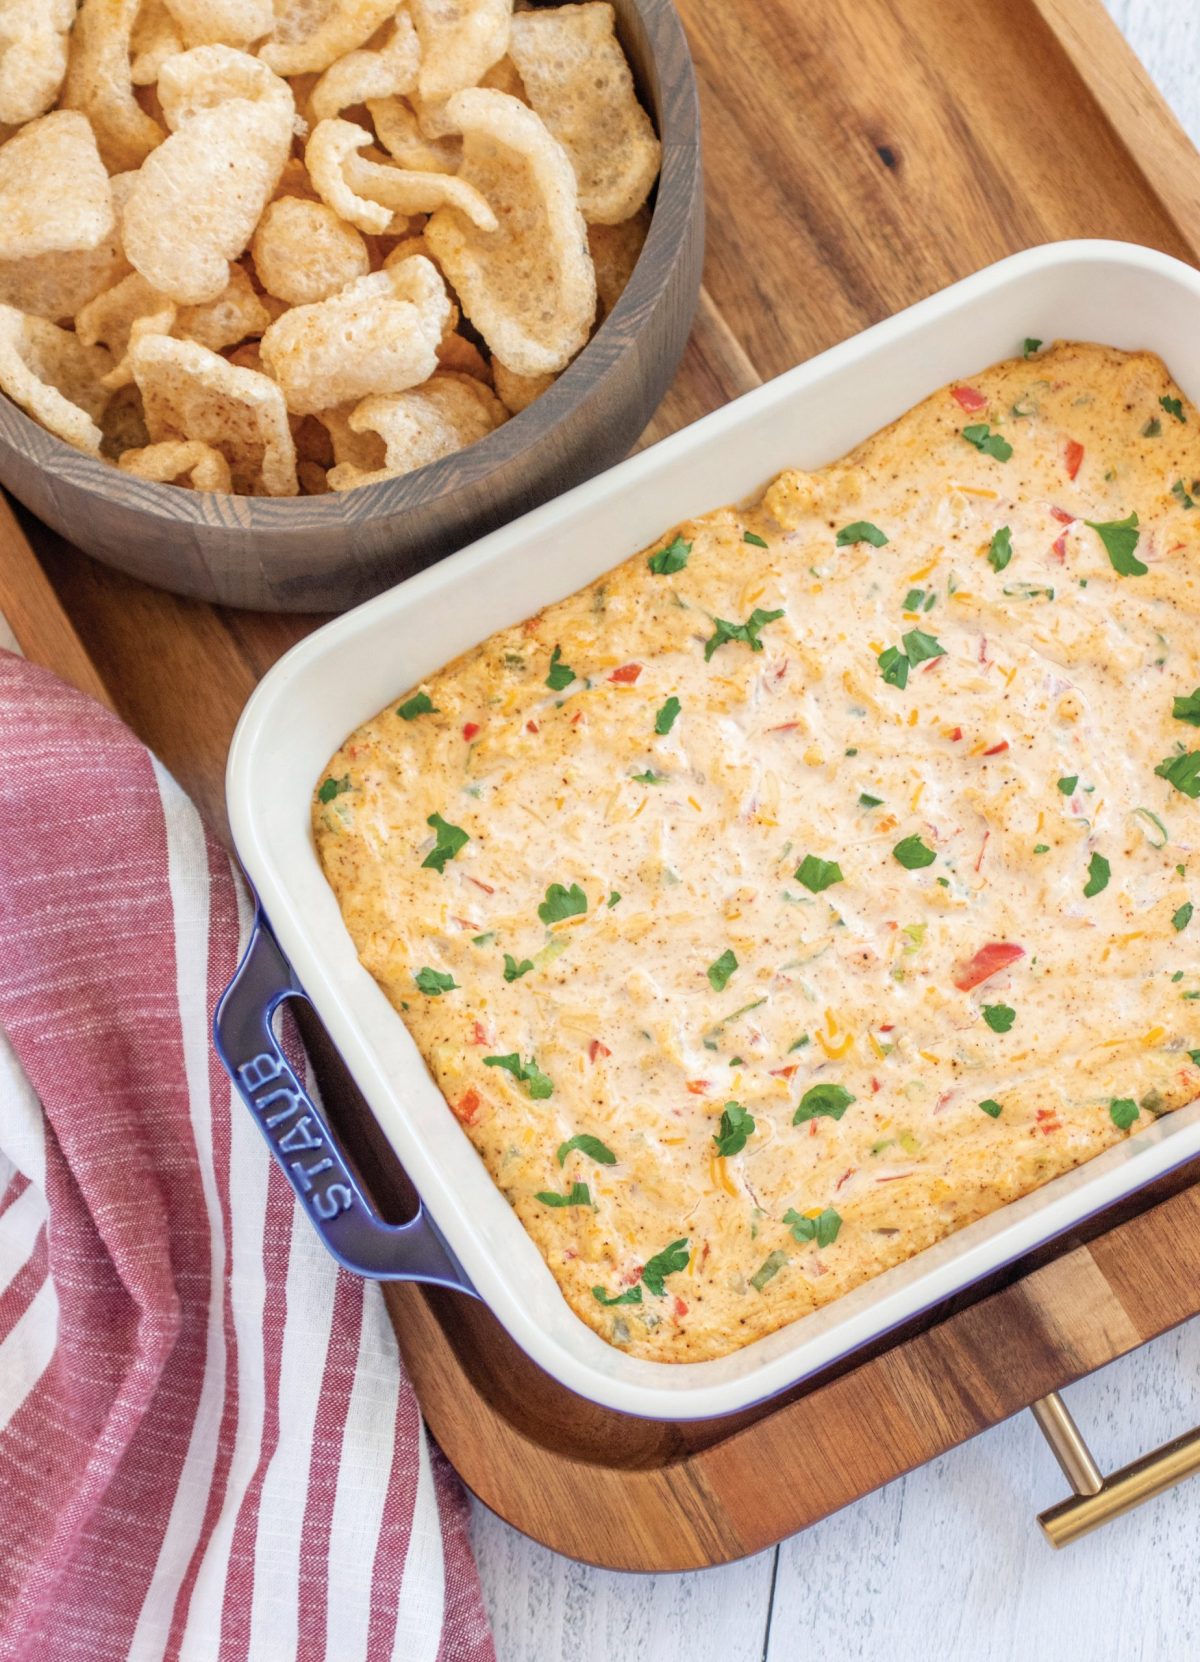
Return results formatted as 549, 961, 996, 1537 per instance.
0, 0, 75, 124
308, 15, 420, 123
307, 116, 494, 237
328, 369, 505, 488
131, 332, 298, 494
253, 196, 369, 305
508, 3, 659, 225
61, 0, 165, 172
316, 401, 386, 472
491, 357, 553, 413
260, 0, 400, 77
123, 66, 294, 303
77, 271, 177, 389
0, 305, 113, 453
0, 112, 114, 260
156, 43, 294, 129
0, 168, 136, 320
259, 254, 450, 414
130, 1, 185, 86
411, 0, 510, 105
425, 88, 594, 376
163, 0, 274, 49
118, 438, 234, 491
176, 264, 272, 351
369, 96, 459, 172
589, 204, 648, 318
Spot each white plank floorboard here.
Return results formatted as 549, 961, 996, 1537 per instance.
469, 1505, 778, 1662
471, 3, 1200, 1655
765, 1320, 1200, 1662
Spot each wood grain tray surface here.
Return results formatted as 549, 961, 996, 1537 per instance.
7, 0, 1200, 1575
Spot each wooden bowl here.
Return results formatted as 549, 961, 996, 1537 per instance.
0, 0, 702, 614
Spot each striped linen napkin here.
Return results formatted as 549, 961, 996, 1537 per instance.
0, 652, 495, 1662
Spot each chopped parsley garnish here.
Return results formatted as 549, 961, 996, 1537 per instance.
1173, 902, 1194, 933
793, 1082, 855, 1124
1086, 512, 1146, 576
1034, 843, 1050, 854
983, 1003, 1016, 1033
1057, 775, 1078, 795
414, 967, 457, 995
788, 1035, 811, 1052
483, 1053, 554, 1099
743, 530, 769, 548
988, 526, 1013, 572
795, 853, 843, 893
858, 792, 883, 809
545, 645, 575, 690
893, 834, 936, 870
557, 1133, 617, 1166
422, 811, 469, 873
1083, 852, 1111, 897
538, 881, 588, 923
317, 774, 351, 803
631, 769, 667, 784
1157, 751, 1200, 799
784, 1206, 842, 1246
704, 607, 784, 661
1143, 416, 1162, 438
535, 1182, 592, 1208
713, 1101, 755, 1158
1161, 395, 1186, 424
749, 1250, 788, 1292
836, 521, 888, 547
707, 948, 738, 991
397, 691, 437, 720
647, 534, 692, 574
655, 695, 681, 735
1173, 688, 1200, 726
503, 953, 534, 982
878, 645, 910, 688
593, 1284, 642, 1306
1022, 338, 1042, 357
903, 587, 936, 612
1173, 479, 1197, 510
607, 890, 621, 908
1110, 1098, 1139, 1131
641, 1238, 690, 1296
979, 1098, 1003, 1118
961, 423, 1013, 461
902, 627, 945, 665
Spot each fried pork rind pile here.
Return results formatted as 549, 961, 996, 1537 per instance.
0, 0, 659, 496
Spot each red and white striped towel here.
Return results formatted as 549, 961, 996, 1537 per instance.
0, 652, 495, 1662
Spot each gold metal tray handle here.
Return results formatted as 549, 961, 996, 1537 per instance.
1032, 1391, 1200, 1547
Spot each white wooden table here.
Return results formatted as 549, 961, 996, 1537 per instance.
470, 5, 1200, 1655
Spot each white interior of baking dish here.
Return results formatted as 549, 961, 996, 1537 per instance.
228, 241, 1200, 1419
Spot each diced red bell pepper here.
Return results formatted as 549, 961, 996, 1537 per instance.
1050, 505, 1076, 524
952, 385, 987, 412
609, 663, 642, 684
983, 740, 1009, 756
673, 1297, 689, 1318
1051, 533, 1068, 561
952, 941, 1026, 992
462, 721, 480, 740
1065, 439, 1084, 481
588, 1039, 612, 1062
454, 1088, 481, 1125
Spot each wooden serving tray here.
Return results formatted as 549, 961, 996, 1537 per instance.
8, 0, 1200, 1574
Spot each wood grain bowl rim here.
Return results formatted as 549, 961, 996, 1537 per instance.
0, 0, 702, 534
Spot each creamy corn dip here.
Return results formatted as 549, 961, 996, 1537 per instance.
315, 342, 1200, 1361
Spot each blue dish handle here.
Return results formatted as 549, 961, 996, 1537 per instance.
214, 906, 476, 1295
